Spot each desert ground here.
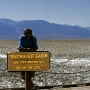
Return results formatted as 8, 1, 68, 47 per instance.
0, 40, 90, 59
0, 40, 90, 89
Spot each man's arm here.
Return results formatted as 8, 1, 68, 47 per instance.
18, 47, 37, 52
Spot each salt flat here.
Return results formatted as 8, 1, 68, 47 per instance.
0, 40, 90, 88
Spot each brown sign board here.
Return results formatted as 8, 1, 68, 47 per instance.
7, 51, 50, 71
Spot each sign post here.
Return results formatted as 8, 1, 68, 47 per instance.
7, 51, 50, 90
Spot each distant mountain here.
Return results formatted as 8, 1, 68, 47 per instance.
0, 18, 90, 40
85, 27, 90, 30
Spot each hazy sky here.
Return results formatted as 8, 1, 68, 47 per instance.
0, 0, 90, 27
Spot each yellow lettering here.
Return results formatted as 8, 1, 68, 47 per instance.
27, 61, 31, 63
13, 55, 18, 58
19, 55, 23, 58
28, 66, 32, 69
33, 66, 41, 69
35, 54, 48, 58
22, 67, 26, 69
33, 61, 38, 63
41, 54, 45, 58
28, 54, 34, 58
10, 55, 13, 59
13, 61, 19, 64
20, 61, 27, 64
16, 66, 20, 70
45, 54, 48, 57
19, 55, 26, 58
10, 54, 27, 59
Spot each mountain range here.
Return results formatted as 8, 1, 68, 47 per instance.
0, 18, 90, 40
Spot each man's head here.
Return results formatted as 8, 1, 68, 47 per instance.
24, 28, 32, 39
24, 28, 32, 35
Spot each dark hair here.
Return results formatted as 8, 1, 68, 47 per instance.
24, 28, 32, 35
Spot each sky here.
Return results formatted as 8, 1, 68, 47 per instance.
0, 0, 90, 27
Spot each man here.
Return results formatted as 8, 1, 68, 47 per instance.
18, 28, 38, 52
18, 28, 38, 90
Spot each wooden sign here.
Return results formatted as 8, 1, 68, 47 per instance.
7, 51, 50, 71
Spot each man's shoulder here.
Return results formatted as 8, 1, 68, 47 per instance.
32, 35, 36, 38
32, 35, 37, 40
19, 35, 25, 40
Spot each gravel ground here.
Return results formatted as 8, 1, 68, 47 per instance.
0, 40, 90, 59
0, 40, 90, 88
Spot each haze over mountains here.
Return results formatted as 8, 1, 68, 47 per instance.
0, 18, 90, 40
